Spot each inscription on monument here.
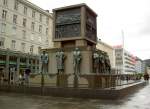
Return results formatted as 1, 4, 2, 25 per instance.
55, 8, 81, 38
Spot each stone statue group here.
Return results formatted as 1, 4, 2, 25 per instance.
56, 48, 82, 76
40, 48, 82, 76
41, 48, 111, 75
93, 50, 111, 74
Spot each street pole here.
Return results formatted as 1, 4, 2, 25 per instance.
122, 30, 125, 75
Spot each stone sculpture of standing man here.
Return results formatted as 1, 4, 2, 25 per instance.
41, 51, 49, 74
100, 52, 105, 73
73, 48, 82, 75
105, 55, 111, 73
93, 50, 100, 74
56, 50, 65, 74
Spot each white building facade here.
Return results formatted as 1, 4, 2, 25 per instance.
0, 0, 53, 55
135, 57, 144, 73
115, 47, 136, 74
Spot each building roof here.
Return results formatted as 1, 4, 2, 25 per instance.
53, 3, 97, 16
97, 40, 114, 50
19, 0, 53, 19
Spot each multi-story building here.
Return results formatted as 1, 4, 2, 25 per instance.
96, 40, 115, 69
135, 57, 144, 73
0, 0, 53, 54
0, 0, 53, 82
144, 59, 150, 74
114, 46, 136, 74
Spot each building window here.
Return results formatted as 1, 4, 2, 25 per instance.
11, 40, 16, 50
24, 6, 27, 15
31, 22, 35, 31
22, 30, 26, 39
46, 17, 49, 24
1, 23, 6, 33
32, 10, 35, 18
0, 37, 5, 48
2, 10, 7, 20
38, 46, 41, 54
21, 43, 25, 52
3, 0, 8, 6
46, 28, 48, 35
40, 14, 42, 22
38, 36, 41, 42
14, 0, 18, 10
46, 36, 49, 43
30, 33, 34, 40
13, 14, 17, 24
23, 18, 26, 27
30, 45, 34, 53
12, 26, 17, 35
39, 25, 42, 33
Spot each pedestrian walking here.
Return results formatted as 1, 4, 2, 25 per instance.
144, 72, 149, 82
0, 69, 4, 84
19, 72, 24, 85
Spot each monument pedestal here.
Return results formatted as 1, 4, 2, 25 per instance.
56, 74, 69, 87
73, 75, 79, 88
88, 75, 102, 88
42, 4, 114, 89
80, 74, 117, 89
48, 46, 93, 76
80, 75, 102, 88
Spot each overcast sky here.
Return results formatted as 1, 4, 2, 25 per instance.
29, 0, 150, 60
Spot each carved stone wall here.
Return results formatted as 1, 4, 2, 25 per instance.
85, 9, 97, 42
55, 8, 81, 38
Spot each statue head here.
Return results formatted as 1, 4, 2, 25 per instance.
75, 47, 79, 51
95, 49, 98, 53
60, 49, 63, 52
43, 51, 46, 55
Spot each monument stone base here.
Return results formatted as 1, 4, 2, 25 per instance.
56, 74, 69, 87
47, 46, 94, 76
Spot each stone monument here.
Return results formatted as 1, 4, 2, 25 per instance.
45, 4, 111, 88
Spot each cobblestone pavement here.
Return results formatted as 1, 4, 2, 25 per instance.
0, 83, 150, 109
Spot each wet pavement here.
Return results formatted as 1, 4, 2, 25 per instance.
0, 83, 150, 109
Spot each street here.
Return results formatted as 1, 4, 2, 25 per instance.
0, 83, 149, 109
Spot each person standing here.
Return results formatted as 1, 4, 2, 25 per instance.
144, 72, 149, 82
0, 69, 3, 84
19, 72, 24, 85
25, 67, 31, 85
